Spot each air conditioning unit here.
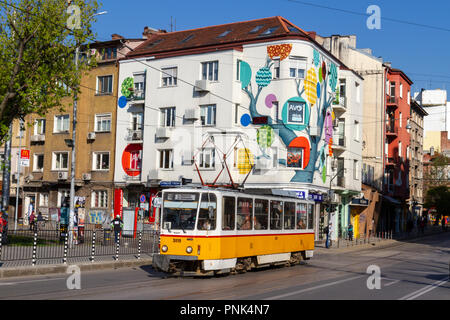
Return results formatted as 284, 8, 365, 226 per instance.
57, 171, 68, 180
185, 108, 200, 120
156, 127, 171, 139
87, 132, 96, 140
132, 131, 143, 140
194, 79, 210, 92
82, 173, 91, 180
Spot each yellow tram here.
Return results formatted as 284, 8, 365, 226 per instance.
152, 187, 315, 275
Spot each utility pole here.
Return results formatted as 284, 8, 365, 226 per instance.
14, 122, 23, 231
1, 125, 12, 215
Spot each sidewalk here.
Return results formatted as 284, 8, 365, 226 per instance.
0, 254, 154, 279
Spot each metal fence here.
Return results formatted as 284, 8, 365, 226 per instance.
0, 228, 159, 266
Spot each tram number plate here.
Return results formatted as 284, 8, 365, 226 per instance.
173, 238, 181, 243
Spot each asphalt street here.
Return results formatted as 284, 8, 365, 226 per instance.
0, 232, 448, 300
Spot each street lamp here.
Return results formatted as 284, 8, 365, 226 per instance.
68, 11, 107, 246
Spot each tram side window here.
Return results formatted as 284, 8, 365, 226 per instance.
222, 196, 235, 230
270, 200, 283, 230
296, 203, 307, 230
254, 199, 268, 230
197, 193, 217, 230
237, 197, 253, 230
284, 202, 295, 230
308, 204, 314, 230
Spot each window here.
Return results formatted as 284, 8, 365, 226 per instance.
161, 67, 177, 87
399, 112, 402, 128
102, 47, 117, 60
408, 92, 410, 105
199, 148, 215, 169
399, 141, 402, 160
296, 203, 307, 230
249, 25, 263, 33
270, 200, 283, 230
33, 154, 44, 172
91, 190, 108, 208
286, 101, 305, 125
354, 120, 360, 141
133, 73, 145, 99
236, 60, 241, 81
34, 119, 45, 135
272, 101, 279, 123
390, 82, 395, 97
129, 150, 141, 172
131, 112, 143, 131
97, 75, 113, 94
273, 58, 280, 79
93, 152, 110, 170
200, 104, 216, 126
234, 104, 240, 124
201, 61, 218, 81
160, 107, 176, 127
222, 196, 235, 230
53, 152, 69, 170
400, 83, 403, 98
197, 193, 217, 230
260, 27, 278, 35
284, 202, 295, 230
217, 30, 231, 38
353, 160, 359, 180
95, 114, 111, 132
57, 189, 70, 207
355, 82, 361, 103
237, 198, 253, 230
287, 147, 303, 168
289, 56, 306, 79
308, 204, 314, 229
339, 79, 346, 97
54, 115, 69, 133
39, 193, 49, 207
254, 199, 268, 230
159, 149, 173, 169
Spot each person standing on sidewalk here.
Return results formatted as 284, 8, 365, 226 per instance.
348, 223, 354, 241
324, 224, 330, 249
111, 214, 124, 243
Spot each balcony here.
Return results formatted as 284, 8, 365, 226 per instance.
124, 173, 141, 182
386, 124, 398, 137
386, 96, 398, 108
332, 96, 347, 112
126, 129, 143, 142
133, 89, 145, 101
332, 134, 346, 152
385, 155, 396, 166
30, 134, 45, 143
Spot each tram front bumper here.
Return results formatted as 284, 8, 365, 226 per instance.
152, 254, 198, 272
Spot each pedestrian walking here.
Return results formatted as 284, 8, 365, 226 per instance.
324, 224, 330, 249
348, 223, 353, 241
111, 214, 124, 243
442, 216, 447, 231
29, 211, 36, 231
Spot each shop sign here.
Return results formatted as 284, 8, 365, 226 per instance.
160, 181, 181, 187
308, 193, 323, 202
351, 197, 369, 206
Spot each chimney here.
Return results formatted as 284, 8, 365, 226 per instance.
111, 34, 124, 40
143, 26, 167, 39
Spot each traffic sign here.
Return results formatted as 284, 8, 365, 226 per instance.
140, 194, 146, 203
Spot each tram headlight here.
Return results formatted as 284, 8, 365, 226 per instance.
161, 245, 168, 252
186, 246, 193, 254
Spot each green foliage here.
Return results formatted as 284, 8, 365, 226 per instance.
424, 185, 450, 219
0, 0, 100, 143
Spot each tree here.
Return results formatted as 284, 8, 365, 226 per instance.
0, 0, 99, 143
423, 153, 450, 198
241, 45, 338, 183
424, 185, 450, 222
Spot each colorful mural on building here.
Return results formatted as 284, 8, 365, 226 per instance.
240, 44, 337, 183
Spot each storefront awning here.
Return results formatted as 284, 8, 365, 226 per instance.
382, 195, 401, 205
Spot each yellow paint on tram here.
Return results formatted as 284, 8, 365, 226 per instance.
160, 233, 315, 260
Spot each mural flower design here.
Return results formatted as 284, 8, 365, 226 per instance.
313, 49, 320, 67
121, 77, 134, 99
267, 44, 292, 61
304, 68, 318, 106
256, 67, 272, 87
329, 63, 338, 91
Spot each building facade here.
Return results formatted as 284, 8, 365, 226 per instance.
21, 36, 143, 224
114, 17, 364, 240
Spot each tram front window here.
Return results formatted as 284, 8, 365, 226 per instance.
198, 193, 217, 230
162, 192, 199, 231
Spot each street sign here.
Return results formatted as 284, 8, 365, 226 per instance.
139, 194, 146, 203
152, 197, 162, 208
20, 149, 30, 167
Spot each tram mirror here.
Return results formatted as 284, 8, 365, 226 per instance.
208, 206, 214, 218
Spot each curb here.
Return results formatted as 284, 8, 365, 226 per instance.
0, 258, 153, 279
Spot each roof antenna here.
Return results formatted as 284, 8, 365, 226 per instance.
170, 16, 173, 32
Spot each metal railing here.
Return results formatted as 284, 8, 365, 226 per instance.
125, 129, 143, 141
0, 229, 159, 265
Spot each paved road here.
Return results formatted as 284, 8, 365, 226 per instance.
0, 232, 448, 301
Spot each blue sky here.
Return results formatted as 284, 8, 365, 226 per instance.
93, 0, 450, 94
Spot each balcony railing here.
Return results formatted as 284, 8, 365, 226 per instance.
337, 176, 345, 188
332, 96, 347, 109
387, 96, 398, 106
133, 89, 145, 101
124, 173, 141, 181
386, 125, 398, 135
126, 129, 143, 141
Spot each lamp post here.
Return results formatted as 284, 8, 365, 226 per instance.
68, 11, 107, 246
327, 164, 345, 240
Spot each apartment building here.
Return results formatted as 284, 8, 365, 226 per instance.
21, 35, 144, 223
114, 16, 364, 240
